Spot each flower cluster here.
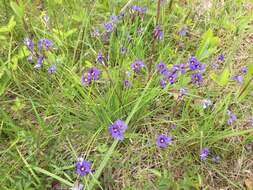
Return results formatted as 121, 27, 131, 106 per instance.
108, 120, 128, 140
129, 5, 147, 14
231, 66, 247, 84
156, 62, 186, 88
81, 67, 101, 87
24, 37, 57, 73
200, 147, 220, 163
188, 56, 205, 85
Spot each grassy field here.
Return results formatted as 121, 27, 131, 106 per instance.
0, 0, 253, 189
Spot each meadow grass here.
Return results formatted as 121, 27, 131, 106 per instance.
0, 0, 253, 189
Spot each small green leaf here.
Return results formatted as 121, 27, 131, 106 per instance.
0, 16, 16, 33
196, 29, 220, 61
210, 68, 230, 86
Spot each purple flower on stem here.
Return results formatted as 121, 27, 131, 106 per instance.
24, 38, 34, 50
231, 75, 243, 83
120, 47, 128, 54
178, 26, 188, 36
48, 64, 57, 74
188, 56, 201, 71
200, 147, 209, 161
218, 54, 225, 62
131, 60, 145, 72
110, 15, 118, 22
202, 99, 212, 109
76, 159, 91, 176
130, 5, 147, 13
156, 62, 168, 74
249, 117, 253, 127
43, 15, 49, 23
34, 56, 44, 69
227, 110, 236, 125
154, 25, 164, 41
159, 78, 167, 88
88, 67, 100, 80
173, 64, 186, 74
123, 80, 131, 88
191, 72, 202, 85
240, 66, 247, 74
97, 52, 104, 63
166, 72, 177, 84
27, 54, 34, 63
156, 135, 172, 148
108, 120, 128, 140
104, 22, 114, 32
38, 38, 53, 49
170, 123, 176, 129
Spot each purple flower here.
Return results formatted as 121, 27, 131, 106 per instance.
110, 15, 118, 22
178, 26, 188, 36
202, 99, 212, 109
191, 72, 202, 85
178, 87, 187, 100
123, 80, 131, 88
166, 72, 177, 84
159, 78, 167, 88
173, 64, 186, 74
249, 117, 253, 127
48, 64, 57, 74
154, 25, 164, 41
130, 5, 147, 13
24, 38, 34, 50
240, 66, 247, 74
27, 54, 34, 63
227, 110, 236, 125
170, 124, 176, 129
76, 159, 91, 176
212, 156, 220, 163
104, 22, 114, 32
120, 47, 128, 54
81, 72, 92, 86
38, 38, 53, 49
88, 67, 100, 80
43, 15, 49, 23
34, 56, 44, 69
197, 63, 206, 71
231, 75, 243, 83
200, 147, 209, 161
156, 62, 168, 74
131, 60, 145, 72
218, 54, 225, 62
118, 12, 125, 19
108, 120, 128, 140
156, 135, 172, 148
188, 56, 201, 71
97, 52, 104, 63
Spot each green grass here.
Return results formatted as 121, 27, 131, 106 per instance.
0, 0, 253, 189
